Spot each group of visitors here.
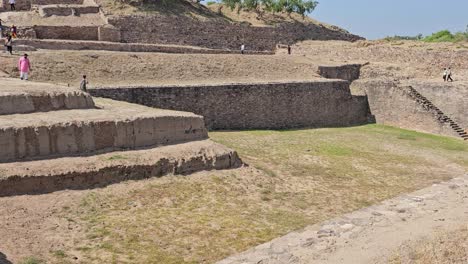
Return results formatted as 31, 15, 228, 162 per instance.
443, 68, 454, 82
1, 19, 18, 55
14, 53, 88, 91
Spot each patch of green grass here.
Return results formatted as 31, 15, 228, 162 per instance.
397, 132, 417, 141
316, 144, 354, 156
51, 250, 67, 258
19, 257, 44, 264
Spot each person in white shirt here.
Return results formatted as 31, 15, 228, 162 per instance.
9, 0, 16, 11
241, 44, 245, 54
443, 68, 448, 82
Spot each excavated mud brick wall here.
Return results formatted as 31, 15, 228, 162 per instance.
0, 115, 208, 162
90, 81, 371, 130
33, 26, 99, 40
39, 5, 99, 17
353, 79, 459, 138
318, 64, 362, 82
108, 15, 363, 51
18, 26, 99, 40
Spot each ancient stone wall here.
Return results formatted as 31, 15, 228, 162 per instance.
98, 25, 121, 42
0, 91, 94, 115
353, 79, 459, 138
318, 64, 363, 82
0, 114, 208, 162
32, 25, 99, 40
39, 5, 99, 17
409, 81, 468, 130
90, 81, 371, 130
108, 15, 363, 51
0, 140, 242, 196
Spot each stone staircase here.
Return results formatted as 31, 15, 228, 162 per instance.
0, 78, 242, 196
407, 86, 468, 140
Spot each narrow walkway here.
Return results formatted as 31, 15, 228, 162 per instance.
218, 174, 468, 264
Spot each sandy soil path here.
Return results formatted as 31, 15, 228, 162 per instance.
219, 173, 468, 264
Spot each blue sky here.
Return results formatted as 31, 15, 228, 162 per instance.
202, 0, 468, 39
311, 0, 468, 39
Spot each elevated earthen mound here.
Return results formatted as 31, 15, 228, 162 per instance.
99, 0, 363, 50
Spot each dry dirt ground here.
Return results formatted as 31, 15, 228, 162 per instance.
292, 40, 468, 81
0, 125, 466, 264
0, 50, 320, 87
1, 40, 467, 87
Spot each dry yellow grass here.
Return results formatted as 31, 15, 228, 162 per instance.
389, 226, 468, 264
52, 125, 468, 264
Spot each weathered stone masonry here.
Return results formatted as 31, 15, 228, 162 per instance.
90, 81, 371, 130
108, 15, 363, 51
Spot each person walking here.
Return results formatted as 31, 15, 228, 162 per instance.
240, 44, 245, 55
9, 0, 16, 11
443, 68, 448, 82
287, 45, 292, 55
4, 35, 12, 55
80, 75, 88, 92
447, 67, 453, 82
18, 54, 31, 80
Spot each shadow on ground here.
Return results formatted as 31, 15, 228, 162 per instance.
0, 252, 12, 264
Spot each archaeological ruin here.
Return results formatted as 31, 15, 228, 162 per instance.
0, 0, 466, 263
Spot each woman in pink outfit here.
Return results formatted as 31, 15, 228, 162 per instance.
18, 54, 31, 80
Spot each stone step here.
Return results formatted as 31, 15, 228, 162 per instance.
38, 4, 100, 17
0, 139, 242, 196
0, 78, 95, 115
0, 98, 208, 163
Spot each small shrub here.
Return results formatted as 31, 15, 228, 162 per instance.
423, 30, 454, 42
422, 30, 468, 43
52, 250, 67, 258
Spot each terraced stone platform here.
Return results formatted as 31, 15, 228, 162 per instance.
0, 78, 94, 115
0, 78, 241, 195
0, 139, 241, 196
0, 97, 207, 162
